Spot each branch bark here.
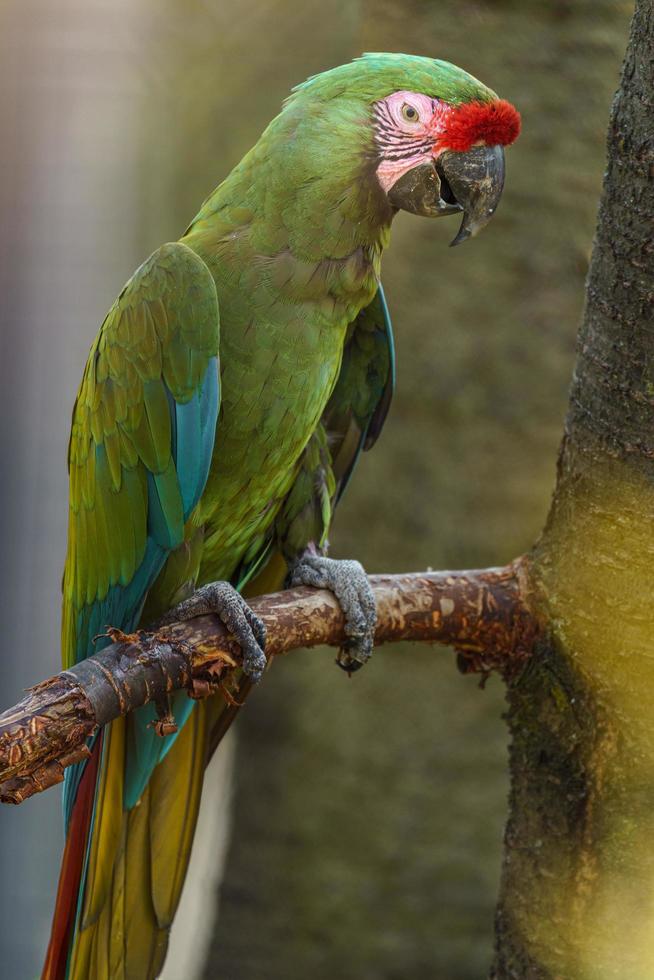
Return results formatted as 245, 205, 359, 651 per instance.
0, 563, 537, 805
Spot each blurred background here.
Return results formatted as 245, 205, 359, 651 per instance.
0, 0, 632, 977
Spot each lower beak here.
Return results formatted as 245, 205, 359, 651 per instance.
387, 144, 506, 247
386, 162, 462, 220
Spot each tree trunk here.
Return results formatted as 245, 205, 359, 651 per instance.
492, 2, 654, 976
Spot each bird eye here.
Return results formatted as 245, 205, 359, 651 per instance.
401, 104, 419, 123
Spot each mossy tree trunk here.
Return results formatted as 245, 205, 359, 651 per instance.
492, 2, 654, 976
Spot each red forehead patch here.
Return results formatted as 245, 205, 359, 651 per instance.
437, 99, 521, 153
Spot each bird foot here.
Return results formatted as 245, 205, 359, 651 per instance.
102, 626, 141, 646
289, 554, 377, 673
158, 581, 267, 682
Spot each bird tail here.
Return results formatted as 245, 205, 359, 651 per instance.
42, 732, 103, 980
43, 703, 210, 980
44, 553, 288, 980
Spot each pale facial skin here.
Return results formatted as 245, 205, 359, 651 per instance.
373, 90, 453, 193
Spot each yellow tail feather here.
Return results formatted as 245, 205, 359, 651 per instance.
66, 551, 288, 979
68, 704, 209, 980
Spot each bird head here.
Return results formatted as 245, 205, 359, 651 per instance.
375, 88, 520, 245
287, 53, 521, 247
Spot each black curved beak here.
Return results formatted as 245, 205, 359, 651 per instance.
387, 144, 506, 247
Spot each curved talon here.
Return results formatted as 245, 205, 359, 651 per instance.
158, 581, 267, 682
335, 651, 366, 675
290, 555, 377, 670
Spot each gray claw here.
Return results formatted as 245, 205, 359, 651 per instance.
290, 555, 377, 672
158, 581, 267, 681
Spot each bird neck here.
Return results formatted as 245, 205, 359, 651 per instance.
185, 102, 395, 268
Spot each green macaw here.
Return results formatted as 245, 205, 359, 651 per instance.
43, 53, 519, 979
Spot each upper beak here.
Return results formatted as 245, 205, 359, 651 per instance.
437, 144, 506, 247
387, 144, 506, 247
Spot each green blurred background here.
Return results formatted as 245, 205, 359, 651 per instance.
0, 1, 632, 977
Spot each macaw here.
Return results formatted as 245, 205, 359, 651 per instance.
43, 53, 520, 979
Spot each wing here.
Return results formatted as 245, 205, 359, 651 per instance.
44, 243, 220, 980
63, 241, 220, 672
322, 281, 395, 504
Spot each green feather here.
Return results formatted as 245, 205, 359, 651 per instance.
55, 52, 505, 979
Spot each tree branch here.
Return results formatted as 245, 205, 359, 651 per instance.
0, 560, 538, 805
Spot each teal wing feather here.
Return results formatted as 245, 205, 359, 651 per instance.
62, 241, 220, 822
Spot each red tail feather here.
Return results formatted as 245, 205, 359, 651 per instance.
42, 737, 101, 980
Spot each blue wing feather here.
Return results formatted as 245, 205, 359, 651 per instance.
63, 355, 220, 825
363, 282, 395, 450
176, 355, 220, 519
